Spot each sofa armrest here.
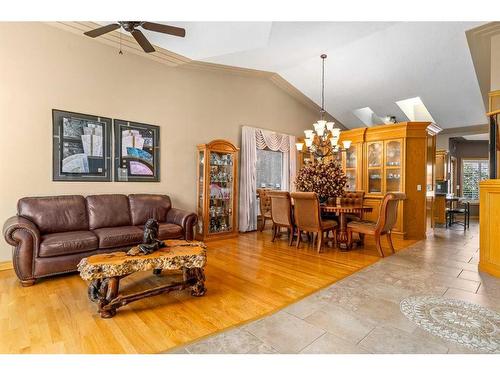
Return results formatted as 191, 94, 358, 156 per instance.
166, 208, 198, 241
3, 216, 40, 282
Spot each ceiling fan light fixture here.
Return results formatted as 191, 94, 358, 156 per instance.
83, 21, 186, 54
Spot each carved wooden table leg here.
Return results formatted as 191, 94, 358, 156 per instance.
183, 267, 207, 297
87, 276, 120, 318
338, 212, 350, 251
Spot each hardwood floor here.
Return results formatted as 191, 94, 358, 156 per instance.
0, 229, 416, 353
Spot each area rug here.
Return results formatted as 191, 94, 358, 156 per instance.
400, 295, 500, 353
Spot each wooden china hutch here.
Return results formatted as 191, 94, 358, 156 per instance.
340, 128, 365, 191
196, 140, 239, 241
300, 122, 440, 240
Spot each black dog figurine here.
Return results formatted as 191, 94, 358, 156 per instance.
127, 218, 165, 256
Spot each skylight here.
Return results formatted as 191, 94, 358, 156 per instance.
395, 97, 435, 122
352, 107, 385, 126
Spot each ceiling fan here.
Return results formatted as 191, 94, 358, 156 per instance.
84, 21, 186, 53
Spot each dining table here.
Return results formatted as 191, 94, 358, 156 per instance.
320, 204, 373, 250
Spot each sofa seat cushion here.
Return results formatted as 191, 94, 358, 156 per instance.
39, 231, 98, 258
159, 223, 183, 239
136, 222, 183, 240
93, 226, 144, 249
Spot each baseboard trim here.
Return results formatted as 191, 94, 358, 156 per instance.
0, 261, 13, 271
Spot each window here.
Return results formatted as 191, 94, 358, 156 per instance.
461, 159, 489, 199
256, 149, 283, 189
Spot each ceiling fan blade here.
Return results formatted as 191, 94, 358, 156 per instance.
84, 23, 121, 38
131, 29, 155, 53
141, 22, 186, 38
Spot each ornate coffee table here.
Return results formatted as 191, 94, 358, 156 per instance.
77, 240, 207, 318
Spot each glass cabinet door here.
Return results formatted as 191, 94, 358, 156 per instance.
344, 145, 357, 191
345, 145, 357, 169
367, 142, 383, 167
367, 141, 383, 193
208, 151, 234, 234
368, 169, 382, 193
346, 170, 356, 191
385, 140, 402, 192
385, 140, 401, 167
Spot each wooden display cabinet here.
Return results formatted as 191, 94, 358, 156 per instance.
479, 179, 500, 278
435, 149, 449, 181
360, 122, 440, 240
196, 140, 239, 241
339, 128, 365, 192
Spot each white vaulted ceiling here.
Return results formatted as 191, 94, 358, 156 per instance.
122, 21, 488, 129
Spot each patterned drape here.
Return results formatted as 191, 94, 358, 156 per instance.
239, 126, 296, 232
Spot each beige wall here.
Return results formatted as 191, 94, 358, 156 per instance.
0, 23, 319, 261
492, 34, 500, 91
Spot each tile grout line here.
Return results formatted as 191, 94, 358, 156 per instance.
355, 326, 376, 347
296, 331, 327, 354
475, 282, 481, 294
243, 327, 280, 354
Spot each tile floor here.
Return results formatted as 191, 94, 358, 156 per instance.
167, 221, 500, 354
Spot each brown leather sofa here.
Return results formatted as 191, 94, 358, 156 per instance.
2, 194, 197, 286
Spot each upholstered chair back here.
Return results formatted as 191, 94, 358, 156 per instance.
340, 191, 365, 206
268, 191, 293, 227
377, 192, 406, 234
291, 192, 321, 232
257, 188, 272, 217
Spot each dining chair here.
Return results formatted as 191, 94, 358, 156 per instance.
291, 192, 338, 253
340, 191, 365, 222
346, 192, 405, 257
257, 188, 272, 231
446, 199, 470, 230
268, 191, 295, 245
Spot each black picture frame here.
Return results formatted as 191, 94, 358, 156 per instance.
114, 119, 160, 182
52, 109, 112, 182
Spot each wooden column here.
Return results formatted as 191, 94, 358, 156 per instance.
479, 179, 500, 278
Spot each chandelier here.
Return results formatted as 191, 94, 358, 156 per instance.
296, 54, 351, 161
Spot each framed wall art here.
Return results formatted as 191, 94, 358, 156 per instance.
114, 119, 160, 182
52, 109, 112, 181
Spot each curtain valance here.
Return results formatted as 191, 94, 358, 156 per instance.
255, 129, 290, 152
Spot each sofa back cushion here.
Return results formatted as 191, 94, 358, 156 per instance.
18, 195, 88, 234
86, 194, 131, 230
128, 194, 172, 225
